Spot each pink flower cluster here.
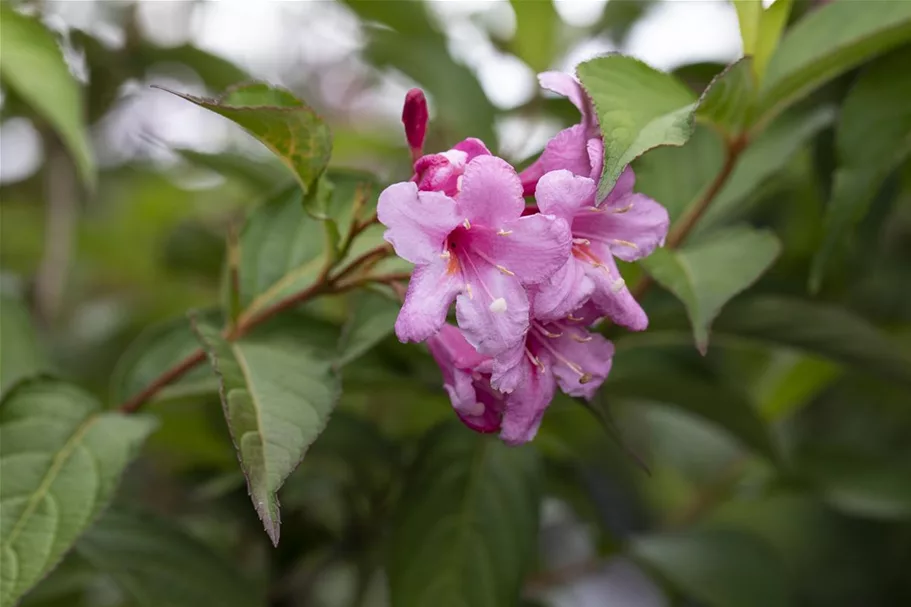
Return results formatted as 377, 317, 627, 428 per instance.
379, 72, 670, 444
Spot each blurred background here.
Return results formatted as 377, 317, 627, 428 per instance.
3, 1, 911, 606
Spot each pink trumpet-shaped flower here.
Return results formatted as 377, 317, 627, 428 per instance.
378, 155, 572, 355
532, 168, 669, 331
413, 138, 490, 196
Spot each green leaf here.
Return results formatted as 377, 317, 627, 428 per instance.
632, 528, 793, 607
0, 6, 95, 187
192, 317, 341, 545
133, 44, 249, 92
0, 294, 45, 395
389, 422, 541, 607
110, 311, 220, 405
174, 148, 289, 189
810, 47, 911, 291
799, 454, 911, 521
756, 0, 911, 127
75, 509, 263, 607
577, 54, 698, 199
734, 1, 762, 57
641, 227, 781, 353
509, 0, 557, 73
161, 83, 332, 196
338, 290, 399, 367
753, 0, 793, 82
695, 58, 757, 136
0, 378, 156, 607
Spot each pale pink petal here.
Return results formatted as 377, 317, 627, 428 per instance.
548, 329, 614, 400
455, 260, 529, 357
535, 169, 596, 222
458, 156, 525, 227
539, 71, 589, 118
531, 258, 595, 322
489, 339, 526, 394
518, 157, 546, 197
540, 124, 591, 177
427, 324, 488, 375
600, 166, 637, 207
499, 358, 556, 445
378, 183, 461, 264
395, 260, 463, 342
469, 214, 571, 286
583, 253, 648, 331
453, 137, 491, 160
454, 380, 504, 434
575, 193, 670, 262
586, 138, 603, 181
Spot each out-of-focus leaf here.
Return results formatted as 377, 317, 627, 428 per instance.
509, 0, 557, 73
0, 378, 156, 607
346, 0, 497, 145
810, 47, 911, 291
605, 361, 777, 461
338, 290, 399, 367
134, 44, 249, 92
696, 59, 756, 136
75, 509, 263, 607
0, 294, 45, 395
192, 317, 341, 545
389, 422, 541, 607
160, 83, 331, 197
0, 6, 94, 187
631, 528, 793, 607
800, 454, 911, 521
110, 311, 221, 405
734, 1, 762, 57
162, 220, 225, 281
753, 0, 793, 82
753, 353, 840, 421
756, 0, 911, 127
174, 148, 289, 189
593, 0, 655, 45
324, 168, 380, 259
641, 227, 781, 353
577, 55, 697, 199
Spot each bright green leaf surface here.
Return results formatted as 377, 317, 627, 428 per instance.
810, 47, 911, 291
510, 0, 557, 73
389, 422, 541, 607
734, 1, 761, 57
753, 0, 793, 82
163, 83, 331, 196
696, 58, 756, 136
0, 6, 95, 187
642, 227, 781, 353
76, 509, 263, 607
577, 55, 697, 199
757, 0, 911, 127
0, 379, 156, 607
192, 317, 341, 545
0, 294, 45, 395
632, 528, 793, 607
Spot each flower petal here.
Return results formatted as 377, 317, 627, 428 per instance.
453, 137, 491, 160
489, 339, 526, 394
458, 156, 525, 227
395, 260, 463, 342
470, 213, 571, 286
378, 182, 461, 264
600, 166, 636, 207
455, 260, 529, 357
453, 379, 504, 434
575, 193, 670, 262
531, 258, 595, 322
499, 358, 556, 445
540, 124, 591, 177
584, 253, 648, 331
518, 157, 545, 197
535, 169, 596, 222
539, 71, 590, 119
548, 328, 614, 400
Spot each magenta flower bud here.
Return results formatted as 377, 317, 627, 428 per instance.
402, 88, 429, 159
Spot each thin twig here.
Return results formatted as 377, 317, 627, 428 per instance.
330, 243, 393, 285
119, 349, 207, 414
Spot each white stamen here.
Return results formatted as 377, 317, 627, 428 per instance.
465, 283, 474, 299
456, 175, 464, 193
497, 229, 512, 236
463, 401, 486, 416
463, 218, 471, 230
587, 206, 604, 213
570, 333, 593, 343
496, 265, 515, 276
572, 238, 591, 246
611, 277, 626, 293
440, 250, 451, 260
612, 203, 634, 214
613, 239, 638, 249
489, 297, 507, 313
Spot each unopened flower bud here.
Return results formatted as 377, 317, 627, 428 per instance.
402, 88, 428, 160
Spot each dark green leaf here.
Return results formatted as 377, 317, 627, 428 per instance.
75, 509, 263, 607
192, 317, 341, 545
0, 6, 94, 187
338, 290, 399, 367
0, 294, 45, 395
696, 59, 756, 136
161, 83, 332, 196
641, 227, 782, 353
756, 0, 911, 126
632, 528, 794, 607
810, 47, 911, 291
389, 422, 541, 607
577, 55, 697, 199
0, 378, 156, 607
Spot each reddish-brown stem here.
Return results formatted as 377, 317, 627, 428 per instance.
118, 349, 207, 414
330, 244, 392, 285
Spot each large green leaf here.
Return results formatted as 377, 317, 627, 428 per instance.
577, 55, 697, 199
0, 294, 45, 395
75, 509, 263, 607
389, 422, 541, 607
641, 227, 781, 353
162, 83, 331, 196
337, 290, 399, 367
509, 0, 557, 73
695, 59, 756, 136
192, 317, 341, 545
631, 528, 793, 607
0, 379, 156, 607
810, 47, 911, 291
756, 0, 911, 127
0, 6, 95, 187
